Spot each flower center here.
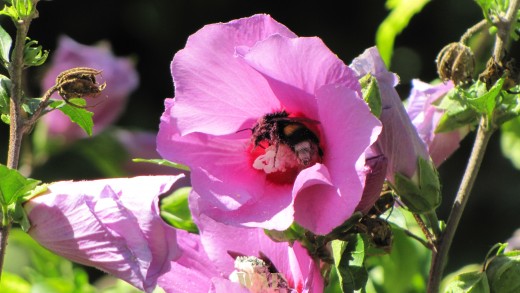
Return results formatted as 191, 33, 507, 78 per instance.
229, 255, 291, 293
248, 110, 323, 184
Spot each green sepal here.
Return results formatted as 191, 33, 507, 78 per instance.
443, 271, 490, 293
132, 158, 191, 171
436, 88, 479, 133
331, 234, 368, 292
160, 187, 198, 233
0, 25, 12, 68
485, 251, 520, 293
393, 157, 441, 213
23, 38, 48, 67
264, 223, 306, 244
359, 73, 382, 117
48, 98, 94, 136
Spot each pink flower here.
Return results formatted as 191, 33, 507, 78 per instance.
24, 175, 184, 293
157, 192, 324, 292
112, 128, 191, 185
350, 48, 430, 184
350, 48, 441, 213
406, 79, 469, 166
40, 35, 139, 143
157, 14, 382, 234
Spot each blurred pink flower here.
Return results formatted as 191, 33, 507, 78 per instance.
40, 35, 139, 143
406, 79, 468, 166
157, 14, 383, 235
24, 175, 184, 293
113, 128, 191, 185
158, 192, 324, 292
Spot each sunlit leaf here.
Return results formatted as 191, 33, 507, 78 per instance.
132, 158, 190, 171
0, 25, 12, 66
376, 0, 430, 66
49, 98, 94, 136
331, 234, 368, 292
160, 187, 198, 233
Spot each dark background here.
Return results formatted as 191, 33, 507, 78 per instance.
1, 0, 519, 278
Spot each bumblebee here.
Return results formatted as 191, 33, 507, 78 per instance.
251, 110, 323, 166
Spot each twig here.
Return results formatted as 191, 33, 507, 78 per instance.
427, 118, 495, 292
460, 19, 489, 45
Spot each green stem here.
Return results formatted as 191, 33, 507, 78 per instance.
427, 1, 520, 291
2, 6, 39, 280
427, 118, 494, 292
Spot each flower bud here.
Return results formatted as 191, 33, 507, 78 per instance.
436, 42, 475, 85
40, 35, 138, 143
351, 47, 441, 213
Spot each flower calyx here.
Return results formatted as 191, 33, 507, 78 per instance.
55, 67, 106, 108
436, 42, 475, 86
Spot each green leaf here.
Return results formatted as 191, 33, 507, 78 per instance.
160, 187, 198, 233
0, 271, 31, 293
5, 229, 96, 293
474, 0, 494, 20
49, 98, 94, 136
331, 234, 368, 292
0, 5, 20, 21
485, 252, 520, 293
0, 75, 11, 116
436, 89, 479, 133
376, 0, 430, 66
500, 117, 520, 169
465, 78, 504, 119
74, 131, 129, 177
359, 74, 382, 117
21, 97, 41, 115
1, 113, 10, 124
0, 25, 12, 66
132, 158, 191, 171
0, 164, 40, 206
443, 271, 490, 293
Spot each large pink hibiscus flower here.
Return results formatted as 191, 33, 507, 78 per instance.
157, 14, 383, 235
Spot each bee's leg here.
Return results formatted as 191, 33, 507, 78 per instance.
273, 143, 279, 168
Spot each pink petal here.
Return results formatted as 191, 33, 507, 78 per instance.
25, 176, 182, 292
171, 14, 296, 136
158, 230, 220, 293
190, 204, 324, 292
406, 79, 467, 166
158, 99, 296, 231
242, 35, 360, 120
293, 85, 382, 234
351, 47, 429, 181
